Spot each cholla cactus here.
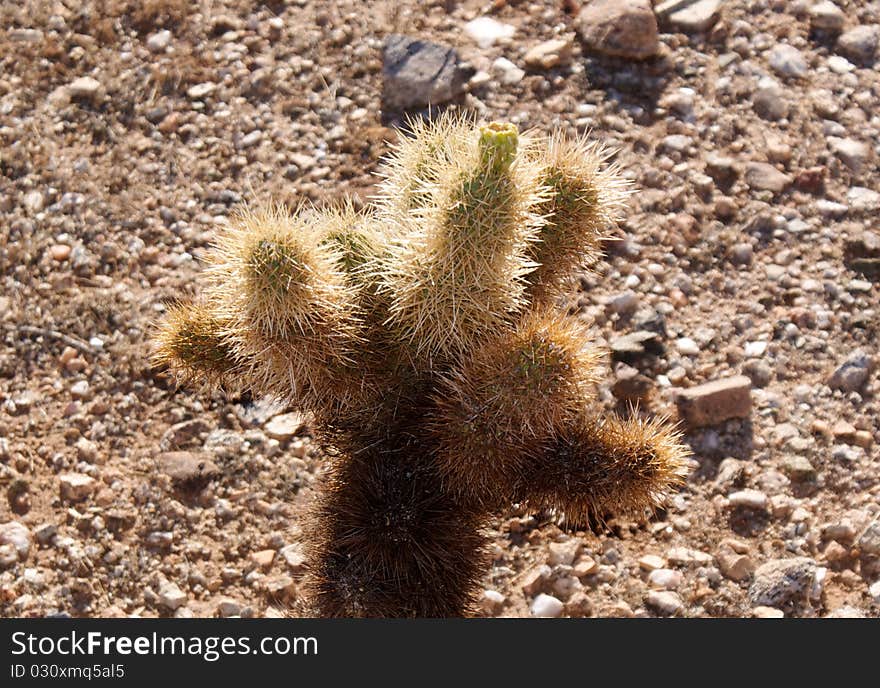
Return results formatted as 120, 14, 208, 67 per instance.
153, 115, 689, 617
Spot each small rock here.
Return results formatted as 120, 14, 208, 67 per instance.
158, 452, 220, 486
728, 489, 769, 511
521, 565, 553, 596
752, 606, 785, 618
216, 598, 243, 617
716, 549, 755, 582
187, 82, 217, 100
146, 30, 172, 53
491, 57, 525, 85
548, 540, 581, 567
264, 412, 308, 441
809, 1, 845, 32
857, 521, 880, 556
675, 337, 700, 356
828, 350, 873, 392
828, 137, 871, 174
531, 593, 564, 618
648, 569, 682, 590
644, 590, 682, 616
279, 544, 306, 573
0, 545, 17, 569
666, 546, 713, 567
767, 44, 808, 78
68, 76, 102, 101
70, 380, 90, 399
753, 79, 788, 121
638, 554, 666, 571
675, 375, 752, 428
382, 35, 471, 111
0, 521, 31, 560
869, 580, 880, 602
831, 420, 857, 443
573, 556, 598, 577
262, 575, 297, 602
157, 581, 187, 611
657, 0, 721, 32
250, 549, 275, 570
749, 558, 816, 608
837, 25, 879, 64
59, 473, 96, 503
463, 17, 515, 49
779, 455, 816, 482
745, 162, 791, 194
34, 524, 57, 545
481, 589, 505, 615
524, 38, 573, 69
564, 591, 593, 617
612, 363, 653, 402
577, 0, 659, 60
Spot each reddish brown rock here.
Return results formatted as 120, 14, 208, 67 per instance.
675, 375, 752, 427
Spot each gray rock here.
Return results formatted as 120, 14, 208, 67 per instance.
753, 79, 788, 120
828, 350, 873, 392
146, 30, 172, 53
382, 35, 471, 112
577, 0, 659, 60
828, 137, 871, 174
837, 25, 879, 63
779, 455, 817, 482
745, 162, 791, 194
767, 44, 808, 78
809, 1, 845, 32
749, 558, 816, 608
848, 187, 880, 213
657, 0, 722, 32
857, 520, 880, 556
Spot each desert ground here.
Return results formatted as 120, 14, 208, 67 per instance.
0, 0, 878, 618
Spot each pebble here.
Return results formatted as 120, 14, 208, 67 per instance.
753, 79, 787, 121
577, 0, 659, 60
728, 489, 769, 511
638, 554, 666, 571
50, 244, 71, 261
828, 137, 871, 174
463, 17, 515, 49
857, 521, 880, 556
264, 412, 308, 441
59, 473, 96, 503
382, 35, 471, 111
524, 39, 573, 70
752, 606, 785, 618
491, 57, 525, 85
745, 162, 791, 194
146, 30, 172, 53
716, 549, 755, 582
530, 593, 564, 618
869, 580, 880, 603
216, 598, 243, 617
749, 558, 816, 608
564, 592, 593, 617
250, 549, 275, 570
68, 76, 102, 100
159, 451, 219, 485
0, 545, 17, 569
837, 25, 879, 64
548, 540, 581, 567
0, 521, 32, 560
658, 0, 721, 32
186, 82, 217, 100
767, 44, 808, 78
481, 589, 505, 615
779, 455, 817, 482
675, 375, 752, 428
648, 569, 682, 590
644, 590, 682, 616
744, 341, 767, 357
279, 543, 306, 573
809, 1, 845, 31
675, 337, 700, 356
157, 581, 187, 610
827, 350, 873, 392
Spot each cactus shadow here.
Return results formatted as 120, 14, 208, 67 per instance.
577, 53, 672, 126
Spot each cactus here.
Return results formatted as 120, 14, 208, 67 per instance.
152, 117, 689, 617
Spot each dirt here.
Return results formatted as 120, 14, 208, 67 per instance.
0, 0, 878, 618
